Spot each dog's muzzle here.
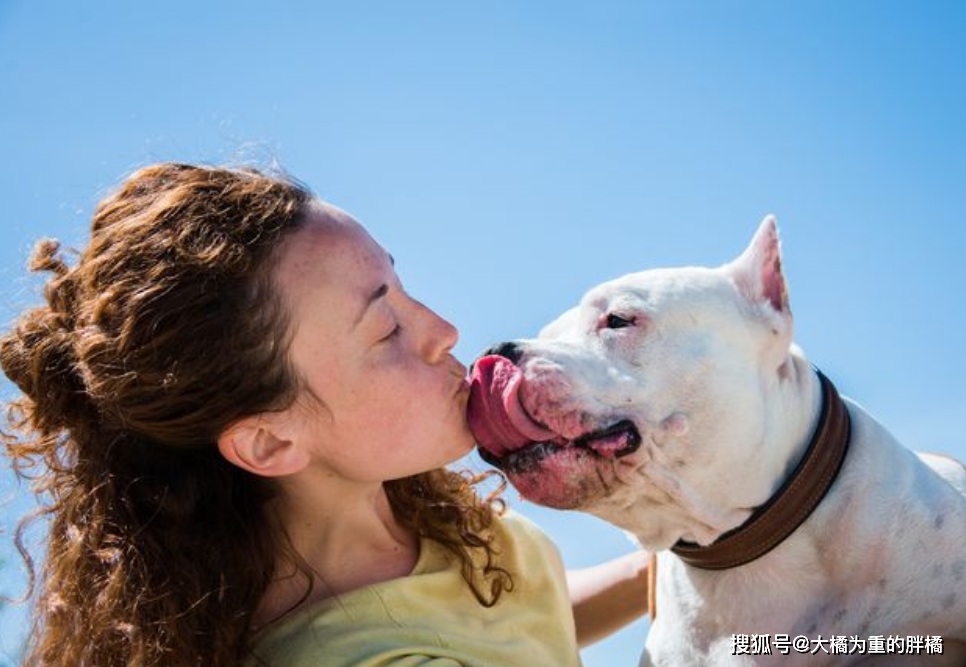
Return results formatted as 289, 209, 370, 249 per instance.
478, 419, 642, 474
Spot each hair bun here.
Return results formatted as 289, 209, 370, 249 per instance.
1, 239, 92, 434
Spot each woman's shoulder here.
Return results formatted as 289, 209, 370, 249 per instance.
490, 508, 562, 562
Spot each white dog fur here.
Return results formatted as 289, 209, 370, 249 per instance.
498, 217, 966, 666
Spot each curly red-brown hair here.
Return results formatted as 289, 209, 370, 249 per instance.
1, 163, 510, 667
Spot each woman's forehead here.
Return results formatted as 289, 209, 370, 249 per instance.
274, 203, 390, 308
306, 198, 356, 227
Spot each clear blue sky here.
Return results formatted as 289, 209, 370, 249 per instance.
2, 1, 964, 664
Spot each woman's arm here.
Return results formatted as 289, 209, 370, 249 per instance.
566, 550, 651, 648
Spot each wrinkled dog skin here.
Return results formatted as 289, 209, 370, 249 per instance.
470, 218, 966, 666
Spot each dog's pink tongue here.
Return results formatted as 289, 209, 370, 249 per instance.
467, 355, 556, 458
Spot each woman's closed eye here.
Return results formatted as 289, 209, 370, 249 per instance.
379, 324, 402, 343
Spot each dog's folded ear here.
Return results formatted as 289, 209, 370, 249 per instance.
725, 215, 790, 316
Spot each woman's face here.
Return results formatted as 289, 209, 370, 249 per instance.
272, 202, 474, 482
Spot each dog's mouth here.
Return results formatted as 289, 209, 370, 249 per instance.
477, 419, 642, 473
468, 354, 641, 476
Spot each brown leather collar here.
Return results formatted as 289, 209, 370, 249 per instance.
670, 369, 851, 571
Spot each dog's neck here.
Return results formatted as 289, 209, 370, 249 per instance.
701, 347, 826, 531
613, 347, 828, 550
759, 347, 825, 503
670, 360, 852, 569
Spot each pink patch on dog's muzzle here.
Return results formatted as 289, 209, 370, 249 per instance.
467, 355, 556, 458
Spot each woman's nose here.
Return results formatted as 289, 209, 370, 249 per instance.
414, 299, 458, 362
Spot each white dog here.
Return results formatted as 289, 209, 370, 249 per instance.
468, 217, 966, 666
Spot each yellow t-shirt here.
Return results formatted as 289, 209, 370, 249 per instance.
247, 511, 582, 667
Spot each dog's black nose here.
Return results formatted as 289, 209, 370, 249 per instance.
480, 341, 523, 365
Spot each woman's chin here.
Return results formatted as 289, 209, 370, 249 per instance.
441, 428, 477, 465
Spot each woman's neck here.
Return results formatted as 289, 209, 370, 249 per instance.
253, 470, 419, 630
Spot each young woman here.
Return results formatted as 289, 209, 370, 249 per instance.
1, 163, 648, 667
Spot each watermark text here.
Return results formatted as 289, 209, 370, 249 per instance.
731, 634, 943, 656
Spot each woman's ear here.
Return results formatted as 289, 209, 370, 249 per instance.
217, 415, 311, 477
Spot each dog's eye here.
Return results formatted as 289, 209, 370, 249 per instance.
604, 313, 636, 329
